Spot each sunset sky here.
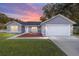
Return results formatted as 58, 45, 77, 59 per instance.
0, 3, 46, 22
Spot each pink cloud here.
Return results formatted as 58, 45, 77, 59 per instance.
5, 3, 43, 22
20, 4, 43, 22
21, 11, 42, 22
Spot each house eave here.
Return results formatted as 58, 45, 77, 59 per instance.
40, 14, 76, 25
5, 21, 22, 26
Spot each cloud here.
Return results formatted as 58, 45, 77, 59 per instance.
21, 11, 42, 22
15, 3, 43, 22
26, 3, 42, 12
0, 3, 45, 22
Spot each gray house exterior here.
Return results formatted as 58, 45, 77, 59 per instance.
6, 21, 41, 34
6, 14, 76, 36
41, 14, 76, 36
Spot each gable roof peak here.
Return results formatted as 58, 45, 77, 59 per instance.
57, 14, 76, 24
41, 14, 76, 25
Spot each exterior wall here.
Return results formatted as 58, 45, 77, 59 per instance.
25, 26, 29, 33
41, 24, 46, 36
70, 25, 74, 35
38, 26, 41, 33
7, 25, 22, 33
6, 21, 22, 33
21, 26, 25, 33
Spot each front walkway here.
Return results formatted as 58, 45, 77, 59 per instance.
18, 33, 43, 37
8, 33, 48, 39
49, 36, 79, 56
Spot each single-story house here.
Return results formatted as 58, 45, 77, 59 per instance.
6, 14, 76, 36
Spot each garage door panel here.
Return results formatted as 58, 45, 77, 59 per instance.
46, 24, 71, 36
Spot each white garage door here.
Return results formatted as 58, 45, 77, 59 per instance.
46, 24, 71, 36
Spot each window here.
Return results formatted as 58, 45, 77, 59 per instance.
31, 27, 38, 33
10, 26, 18, 32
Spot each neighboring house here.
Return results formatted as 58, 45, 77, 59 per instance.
6, 14, 76, 36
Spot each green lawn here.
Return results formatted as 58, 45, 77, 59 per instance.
0, 33, 15, 39
0, 39, 66, 56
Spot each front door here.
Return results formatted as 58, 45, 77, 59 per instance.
31, 27, 38, 33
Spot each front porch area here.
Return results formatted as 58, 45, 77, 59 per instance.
18, 26, 43, 37
18, 33, 43, 37
24, 26, 41, 33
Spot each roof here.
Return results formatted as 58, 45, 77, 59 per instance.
6, 14, 76, 26
41, 14, 76, 25
19, 22, 41, 26
6, 21, 41, 26
6, 21, 21, 26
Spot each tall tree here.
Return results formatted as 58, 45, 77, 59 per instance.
0, 13, 22, 24
0, 13, 9, 24
0, 13, 22, 29
42, 3, 79, 24
40, 16, 47, 22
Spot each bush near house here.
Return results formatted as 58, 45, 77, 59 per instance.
73, 25, 79, 35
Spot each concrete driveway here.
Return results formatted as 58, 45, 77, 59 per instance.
49, 36, 79, 56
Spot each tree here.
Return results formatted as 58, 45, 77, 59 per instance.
40, 16, 47, 22
8, 18, 22, 22
0, 13, 22, 24
0, 13, 22, 29
0, 13, 9, 24
42, 3, 79, 24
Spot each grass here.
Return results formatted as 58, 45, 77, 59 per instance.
0, 39, 66, 56
0, 33, 15, 39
